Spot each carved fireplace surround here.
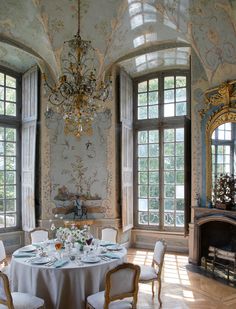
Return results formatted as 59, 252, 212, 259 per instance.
189, 207, 236, 265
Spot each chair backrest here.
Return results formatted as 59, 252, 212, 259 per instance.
104, 263, 140, 309
0, 271, 14, 309
0, 241, 6, 264
153, 240, 167, 271
101, 227, 118, 243
29, 228, 49, 244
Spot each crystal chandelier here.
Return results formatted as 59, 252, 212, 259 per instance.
43, 0, 111, 137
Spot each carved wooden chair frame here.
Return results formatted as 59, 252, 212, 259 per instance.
101, 226, 118, 243
139, 239, 167, 306
86, 263, 140, 309
29, 228, 49, 243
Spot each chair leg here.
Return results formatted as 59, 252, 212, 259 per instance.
152, 281, 155, 298
158, 280, 162, 307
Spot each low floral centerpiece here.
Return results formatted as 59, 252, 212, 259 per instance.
51, 223, 93, 250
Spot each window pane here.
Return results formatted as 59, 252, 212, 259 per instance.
149, 198, 159, 209
6, 128, 16, 142
164, 171, 175, 183
0, 200, 4, 212
149, 131, 158, 143
6, 214, 16, 227
148, 91, 158, 105
165, 185, 175, 198
164, 199, 174, 210
164, 143, 174, 156
6, 103, 16, 116
6, 172, 16, 184
164, 104, 174, 117
149, 212, 159, 225
176, 76, 186, 87
164, 129, 174, 142
5, 199, 16, 212
164, 157, 174, 169
138, 107, 147, 119
0, 87, 4, 100
6, 142, 16, 156
6, 76, 16, 88
6, 185, 16, 199
139, 172, 148, 184
149, 158, 159, 170
6, 157, 16, 170
138, 81, 147, 92
149, 78, 158, 91
149, 172, 159, 183
176, 88, 186, 102
138, 145, 148, 157
149, 185, 159, 197
138, 131, 148, 144
164, 212, 174, 226
164, 90, 174, 103
138, 158, 148, 171
148, 105, 158, 118
138, 212, 148, 224
149, 144, 158, 157
0, 74, 4, 85
176, 128, 184, 141
0, 102, 4, 115
176, 102, 186, 116
164, 76, 174, 89
138, 199, 148, 211
6, 88, 16, 102
138, 93, 147, 106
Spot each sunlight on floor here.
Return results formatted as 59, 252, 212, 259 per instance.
127, 248, 236, 309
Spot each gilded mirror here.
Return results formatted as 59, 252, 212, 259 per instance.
204, 81, 236, 202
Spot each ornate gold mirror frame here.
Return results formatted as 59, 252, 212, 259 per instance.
201, 80, 236, 201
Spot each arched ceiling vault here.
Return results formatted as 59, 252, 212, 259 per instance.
0, 0, 236, 84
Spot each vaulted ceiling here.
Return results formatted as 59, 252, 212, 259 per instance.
0, 0, 236, 82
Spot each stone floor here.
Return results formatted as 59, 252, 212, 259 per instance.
127, 248, 236, 309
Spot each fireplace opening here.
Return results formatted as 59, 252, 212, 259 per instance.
200, 221, 236, 262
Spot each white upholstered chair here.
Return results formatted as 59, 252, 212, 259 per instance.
0, 241, 9, 277
29, 228, 49, 244
101, 227, 118, 243
86, 263, 140, 309
0, 271, 45, 309
139, 240, 167, 306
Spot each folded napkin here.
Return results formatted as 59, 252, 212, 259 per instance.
54, 260, 69, 268
100, 242, 116, 247
13, 252, 36, 258
101, 253, 120, 259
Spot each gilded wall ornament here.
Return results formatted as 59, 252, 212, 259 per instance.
199, 80, 236, 118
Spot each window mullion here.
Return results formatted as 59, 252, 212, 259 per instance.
159, 127, 164, 230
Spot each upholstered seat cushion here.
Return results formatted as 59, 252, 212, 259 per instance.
87, 291, 133, 309
139, 265, 158, 281
0, 292, 44, 309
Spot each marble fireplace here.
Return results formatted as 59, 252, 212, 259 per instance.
189, 207, 236, 265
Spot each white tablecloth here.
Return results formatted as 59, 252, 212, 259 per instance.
10, 247, 127, 309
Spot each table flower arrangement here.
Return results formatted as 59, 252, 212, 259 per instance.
51, 223, 93, 250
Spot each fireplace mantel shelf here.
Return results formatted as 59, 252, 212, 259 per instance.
192, 207, 236, 222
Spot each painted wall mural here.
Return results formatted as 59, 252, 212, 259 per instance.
1, 0, 236, 224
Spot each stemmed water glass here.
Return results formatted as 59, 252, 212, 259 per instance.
55, 240, 63, 259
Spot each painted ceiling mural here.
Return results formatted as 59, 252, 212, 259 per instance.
0, 0, 235, 82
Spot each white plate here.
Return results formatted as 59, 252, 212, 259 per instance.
20, 245, 37, 252
106, 245, 123, 251
81, 257, 101, 264
31, 257, 51, 265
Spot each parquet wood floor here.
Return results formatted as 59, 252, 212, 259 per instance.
127, 248, 236, 309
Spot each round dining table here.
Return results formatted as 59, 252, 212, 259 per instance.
10, 244, 127, 309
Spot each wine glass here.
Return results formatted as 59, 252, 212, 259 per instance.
55, 240, 63, 259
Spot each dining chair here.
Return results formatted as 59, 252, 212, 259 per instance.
101, 227, 118, 243
0, 271, 45, 309
29, 228, 49, 244
86, 262, 140, 309
0, 241, 9, 277
139, 239, 167, 307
